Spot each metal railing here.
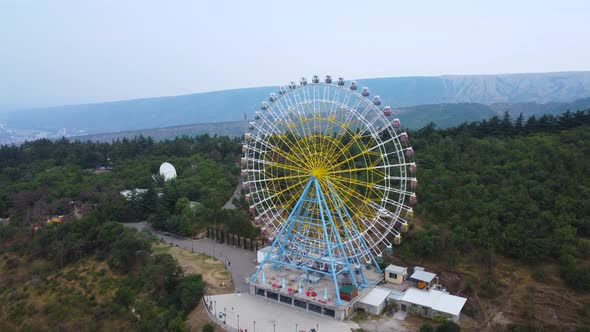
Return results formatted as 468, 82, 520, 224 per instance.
203, 296, 238, 332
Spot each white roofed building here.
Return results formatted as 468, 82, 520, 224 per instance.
355, 286, 391, 315
398, 287, 467, 322
380, 264, 467, 322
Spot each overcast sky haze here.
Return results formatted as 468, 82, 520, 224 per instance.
1, 0, 589, 110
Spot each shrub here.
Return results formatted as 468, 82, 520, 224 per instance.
5, 257, 20, 269
114, 286, 134, 309
433, 313, 452, 324
202, 323, 215, 332
176, 274, 205, 314
420, 323, 435, 332
436, 320, 460, 332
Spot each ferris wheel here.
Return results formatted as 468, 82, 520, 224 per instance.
243, 75, 417, 298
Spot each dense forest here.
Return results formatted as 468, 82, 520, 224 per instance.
401, 110, 590, 291
0, 134, 258, 238
0, 109, 589, 330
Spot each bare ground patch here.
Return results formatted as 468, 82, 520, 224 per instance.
152, 243, 233, 331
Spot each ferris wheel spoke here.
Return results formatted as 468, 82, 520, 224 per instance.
249, 157, 307, 175
323, 178, 380, 226
325, 129, 379, 167
329, 170, 381, 187
294, 116, 317, 160
252, 173, 310, 184
275, 96, 318, 168
316, 180, 360, 236
317, 101, 345, 159
334, 99, 363, 136
295, 106, 321, 165
327, 178, 383, 209
328, 173, 387, 199
327, 120, 383, 167
251, 123, 310, 169
266, 135, 311, 169
251, 177, 309, 209
248, 140, 307, 170
316, 103, 344, 164
327, 163, 391, 176
328, 147, 383, 172
323, 119, 361, 159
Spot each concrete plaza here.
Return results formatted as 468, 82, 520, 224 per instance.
205, 293, 359, 332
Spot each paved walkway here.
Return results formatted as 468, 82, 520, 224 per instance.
205, 293, 359, 332
222, 177, 243, 210
124, 221, 256, 293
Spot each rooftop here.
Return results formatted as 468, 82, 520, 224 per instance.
358, 286, 391, 307
400, 288, 467, 316
387, 289, 404, 301
385, 264, 407, 274
410, 270, 437, 283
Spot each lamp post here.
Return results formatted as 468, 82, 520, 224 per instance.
224, 307, 226, 324
254, 320, 256, 332
237, 314, 240, 331
296, 323, 298, 332
273, 323, 276, 332
214, 300, 216, 316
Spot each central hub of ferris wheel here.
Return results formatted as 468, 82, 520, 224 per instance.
311, 167, 327, 179
242, 75, 417, 308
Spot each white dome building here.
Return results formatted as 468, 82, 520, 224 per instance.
159, 162, 177, 182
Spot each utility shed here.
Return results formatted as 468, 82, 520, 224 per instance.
385, 264, 407, 284
399, 288, 467, 322
339, 285, 358, 301
355, 287, 391, 315
257, 246, 276, 263
410, 269, 437, 289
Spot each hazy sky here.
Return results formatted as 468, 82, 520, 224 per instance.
1, 0, 589, 110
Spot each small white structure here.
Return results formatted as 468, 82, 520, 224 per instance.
120, 188, 148, 200
257, 246, 275, 264
385, 264, 408, 284
410, 268, 437, 289
159, 162, 177, 182
355, 286, 391, 315
398, 288, 467, 322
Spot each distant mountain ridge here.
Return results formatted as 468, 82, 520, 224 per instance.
76, 97, 590, 143
1, 71, 589, 136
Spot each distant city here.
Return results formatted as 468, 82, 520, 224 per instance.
0, 124, 86, 145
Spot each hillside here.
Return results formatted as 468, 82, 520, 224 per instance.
0, 219, 207, 331
79, 120, 249, 142
1, 72, 589, 138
